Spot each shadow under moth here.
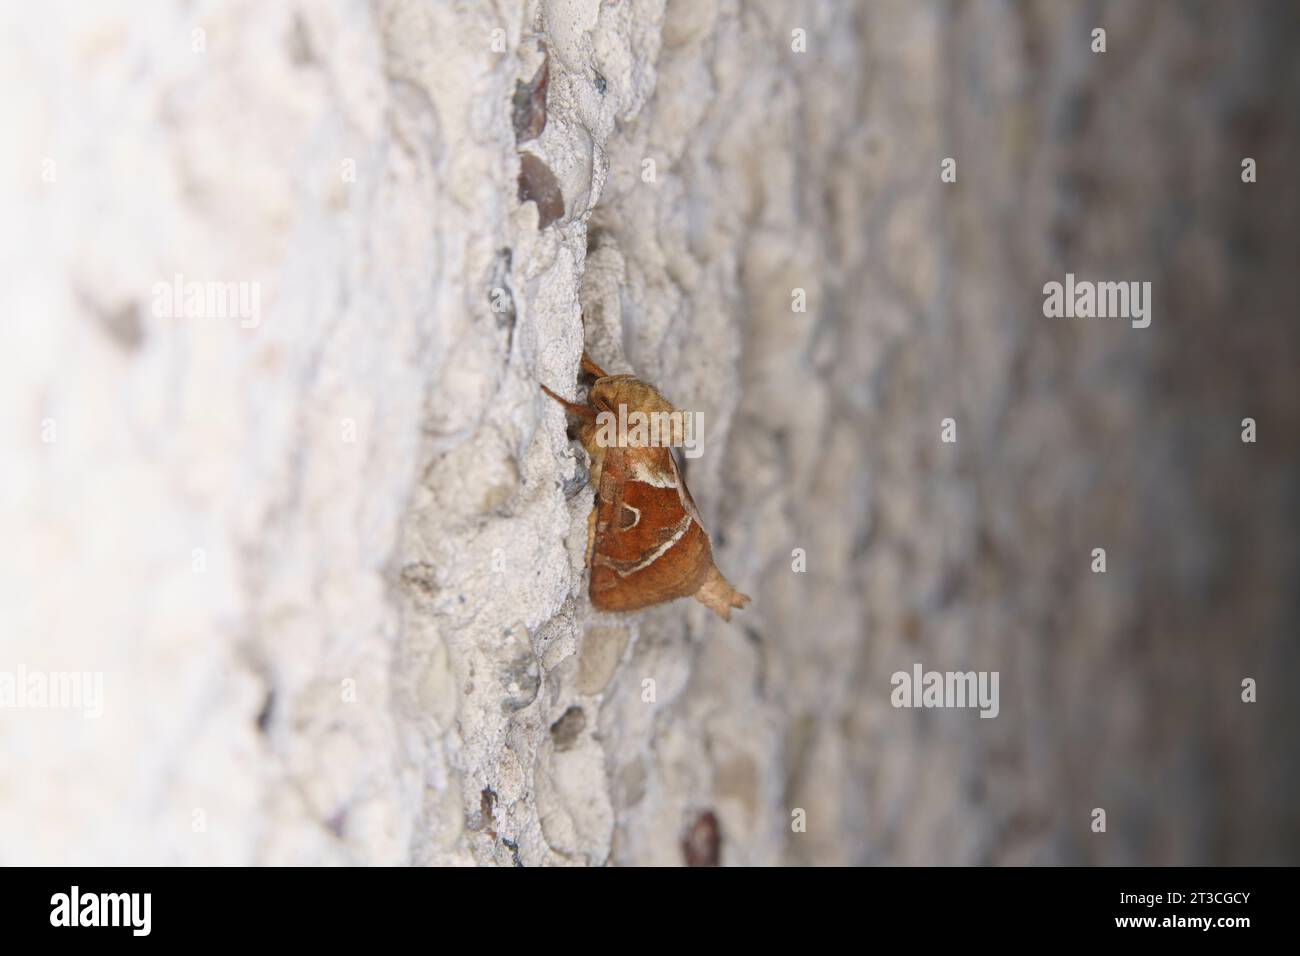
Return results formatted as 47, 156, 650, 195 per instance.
542, 353, 751, 621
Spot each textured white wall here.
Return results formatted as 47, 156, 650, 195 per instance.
2, 0, 1296, 865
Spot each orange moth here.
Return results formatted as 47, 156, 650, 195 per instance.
542, 353, 750, 621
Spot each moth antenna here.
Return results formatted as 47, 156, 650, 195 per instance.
540, 383, 596, 422
580, 352, 610, 379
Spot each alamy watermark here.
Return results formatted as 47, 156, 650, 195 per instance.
0, 666, 103, 719
50, 886, 150, 936
1043, 273, 1151, 328
152, 272, 260, 328
891, 663, 999, 718
594, 404, 704, 459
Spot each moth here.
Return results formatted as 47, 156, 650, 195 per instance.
542, 353, 751, 621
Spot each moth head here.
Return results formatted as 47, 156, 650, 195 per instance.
588, 374, 677, 419
541, 358, 678, 483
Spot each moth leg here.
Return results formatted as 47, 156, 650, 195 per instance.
586, 504, 597, 565
580, 351, 609, 379
540, 383, 596, 422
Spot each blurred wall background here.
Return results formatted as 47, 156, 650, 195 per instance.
1, 0, 1296, 865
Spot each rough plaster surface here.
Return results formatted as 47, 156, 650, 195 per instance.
2, 1, 1297, 865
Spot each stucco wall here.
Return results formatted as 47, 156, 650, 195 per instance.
2, 0, 1296, 865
